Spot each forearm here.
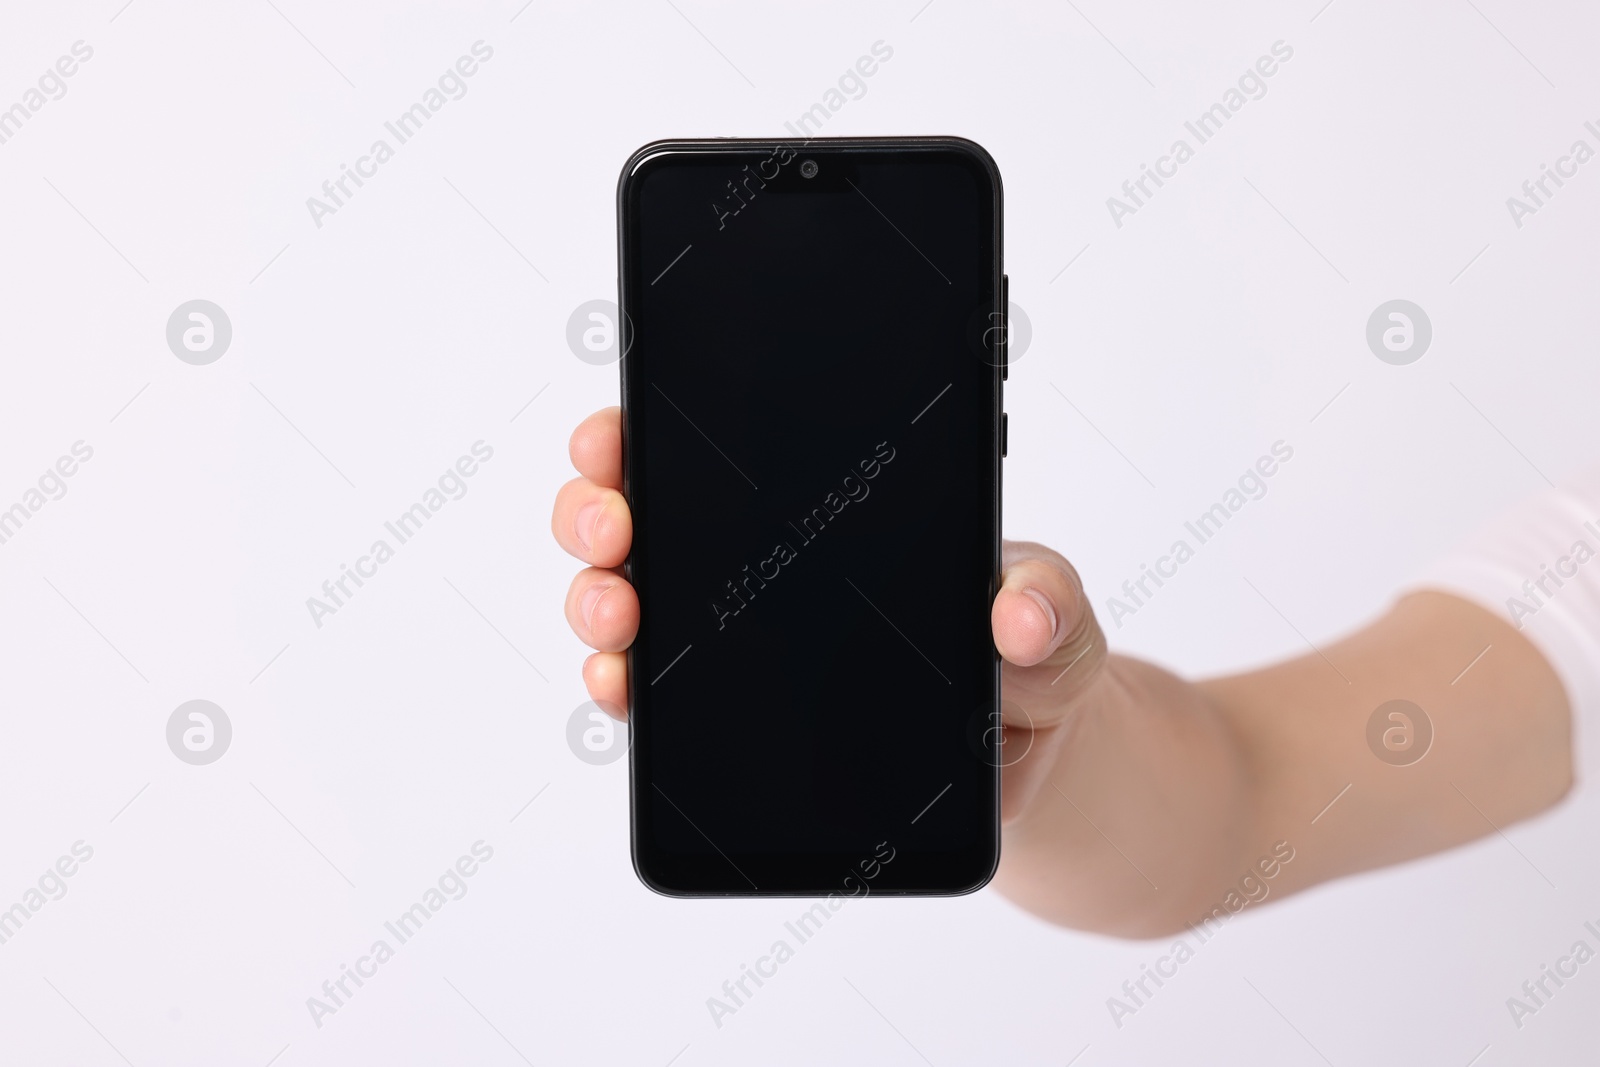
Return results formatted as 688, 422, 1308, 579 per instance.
993, 592, 1572, 938
1213, 591, 1572, 900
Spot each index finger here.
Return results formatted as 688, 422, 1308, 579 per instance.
570, 407, 622, 489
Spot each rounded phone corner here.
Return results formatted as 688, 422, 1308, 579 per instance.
617, 139, 692, 200
630, 843, 695, 899
948, 845, 1002, 897
925, 135, 1004, 199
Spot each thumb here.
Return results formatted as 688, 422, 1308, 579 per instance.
991, 540, 1108, 727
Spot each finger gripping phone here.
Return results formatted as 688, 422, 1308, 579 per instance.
617, 137, 1004, 896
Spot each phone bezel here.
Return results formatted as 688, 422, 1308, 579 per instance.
615, 136, 1004, 897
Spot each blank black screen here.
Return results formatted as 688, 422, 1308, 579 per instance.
619, 140, 1001, 895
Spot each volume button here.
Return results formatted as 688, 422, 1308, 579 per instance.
1000, 273, 1009, 380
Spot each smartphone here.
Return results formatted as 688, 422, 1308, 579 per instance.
616, 136, 1005, 896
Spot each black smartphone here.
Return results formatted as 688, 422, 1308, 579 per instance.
616, 136, 1005, 896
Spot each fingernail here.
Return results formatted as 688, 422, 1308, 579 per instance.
575, 500, 604, 552
580, 582, 612, 630
1022, 587, 1058, 640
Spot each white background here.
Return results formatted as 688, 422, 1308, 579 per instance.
2, 0, 1598, 1064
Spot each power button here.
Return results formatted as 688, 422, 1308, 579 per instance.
1001, 412, 1008, 458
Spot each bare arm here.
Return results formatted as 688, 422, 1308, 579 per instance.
994, 585, 1572, 937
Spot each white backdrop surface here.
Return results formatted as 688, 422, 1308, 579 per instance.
1, 1, 1598, 1064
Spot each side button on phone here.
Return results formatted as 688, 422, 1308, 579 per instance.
1001, 412, 1008, 458
1000, 274, 1009, 380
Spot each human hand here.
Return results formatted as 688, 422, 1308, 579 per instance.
551, 407, 1112, 829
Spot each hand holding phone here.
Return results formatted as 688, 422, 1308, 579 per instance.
554, 411, 1101, 888
556, 141, 1583, 935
